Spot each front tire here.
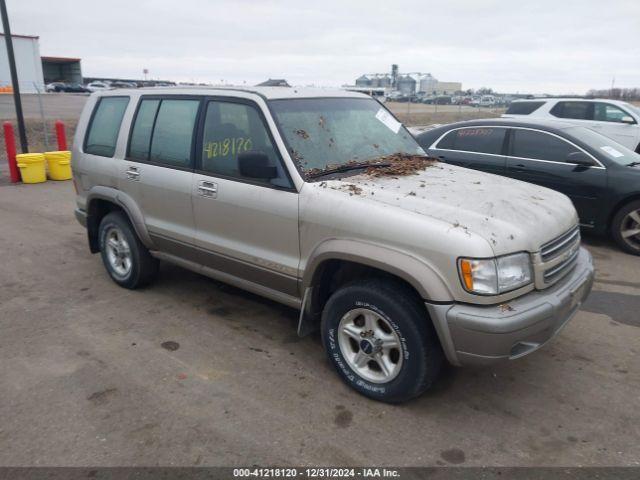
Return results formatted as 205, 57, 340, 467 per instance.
611, 200, 640, 256
98, 211, 159, 289
321, 279, 443, 403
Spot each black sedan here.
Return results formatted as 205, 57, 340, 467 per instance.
415, 118, 640, 255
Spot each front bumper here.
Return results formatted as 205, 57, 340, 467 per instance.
426, 247, 594, 367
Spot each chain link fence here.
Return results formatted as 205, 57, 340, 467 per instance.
386, 101, 505, 127
0, 82, 84, 164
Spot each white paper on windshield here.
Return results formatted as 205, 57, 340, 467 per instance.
601, 145, 624, 158
375, 108, 402, 134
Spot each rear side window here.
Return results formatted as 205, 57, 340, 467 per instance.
149, 100, 200, 167
510, 129, 579, 162
550, 101, 592, 120
505, 101, 545, 115
84, 97, 129, 157
127, 98, 200, 168
436, 127, 506, 155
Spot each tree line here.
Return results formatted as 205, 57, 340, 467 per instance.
586, 88, 640, 101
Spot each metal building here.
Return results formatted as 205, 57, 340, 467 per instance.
397, 75, 416, 95
418, 74, 437, 94
0, 33, 45, 93
355, 75, 371, 87
42, 56, 83, 84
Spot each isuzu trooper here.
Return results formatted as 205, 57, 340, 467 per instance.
72, 87, 594, 402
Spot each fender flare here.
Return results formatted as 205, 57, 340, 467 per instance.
302, 238, 453, 302
86, 186, 155, 249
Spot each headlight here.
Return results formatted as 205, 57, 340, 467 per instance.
458, 252, 532, 295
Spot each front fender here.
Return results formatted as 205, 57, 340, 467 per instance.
302, 238, 454, 302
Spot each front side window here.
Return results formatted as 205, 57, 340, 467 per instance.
550, 101, 592, 120
269, 98, 424, 175
510, 129, 580, 163
594, 103, 634, 123
436, 127, 506, 155
200, 101, 289, 187
84, 97, 129, 157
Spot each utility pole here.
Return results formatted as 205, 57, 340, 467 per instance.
0, 0, 28, 153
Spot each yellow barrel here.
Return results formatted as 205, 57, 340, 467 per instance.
16, 153, 47, 184
44, 151, 72, 180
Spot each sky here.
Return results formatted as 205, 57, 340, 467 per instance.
6, 0, 640, 94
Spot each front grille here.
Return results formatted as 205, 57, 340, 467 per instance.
537, 226, 581, 287
541, 226, 580, 261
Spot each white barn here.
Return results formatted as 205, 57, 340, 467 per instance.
0, 33, 45, 94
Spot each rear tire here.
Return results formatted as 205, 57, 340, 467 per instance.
611, 200, 640, 256
321, 278, 443, 403
98, 211, 159, 288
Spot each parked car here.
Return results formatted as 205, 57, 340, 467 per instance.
86, 81, 112, 92
503, 98, 640, 152
63, 83, 90, 93
45, 82, 66, 92
479, 95, 496, 107
72, 88, 593, 402
416, 118, 640, 255
111, 81, 137, 89
45, 82, 89, 93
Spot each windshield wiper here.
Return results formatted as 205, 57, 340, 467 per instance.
627, 161, 640, 167
307, 161, 390, 179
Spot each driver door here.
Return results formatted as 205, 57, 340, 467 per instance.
191, 98, 300, 300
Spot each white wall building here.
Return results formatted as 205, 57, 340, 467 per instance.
0, 33, 45, 93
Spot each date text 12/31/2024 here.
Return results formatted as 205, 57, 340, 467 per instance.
233, 467, 400, 478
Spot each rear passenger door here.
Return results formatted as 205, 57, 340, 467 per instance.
429, 126, 507, 175
191, 98, 300, 299
119, 96, 201, 250
504, 128, 607, 228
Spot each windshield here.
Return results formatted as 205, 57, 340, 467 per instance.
269, 97, 425, 176
567, 126, 640, 165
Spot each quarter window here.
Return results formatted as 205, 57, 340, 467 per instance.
550, 101, 592, 120
436, 127, 506, 155
594, 103, 634, 123
128, 99, 160, 160
510, 129, 579, 163
200, 100, 289, 187
84, 97, 129, 157
505, 101, 545, 115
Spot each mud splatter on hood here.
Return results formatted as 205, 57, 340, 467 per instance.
320, 162, 578, 255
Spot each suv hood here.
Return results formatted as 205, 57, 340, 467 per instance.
320, 162, 578, 255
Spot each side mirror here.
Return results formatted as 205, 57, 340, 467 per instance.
238, 152, 277, 179
621, 115, 635, 124
566, 151, 594, 167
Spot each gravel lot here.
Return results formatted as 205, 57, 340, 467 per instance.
0, 178, 638, 467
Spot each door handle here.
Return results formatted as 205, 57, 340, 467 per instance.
512, 163, 527, 172
197, 180, 218, 198
125, 166, 140, 181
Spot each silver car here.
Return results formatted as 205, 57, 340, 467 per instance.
72, 87, 594, 402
